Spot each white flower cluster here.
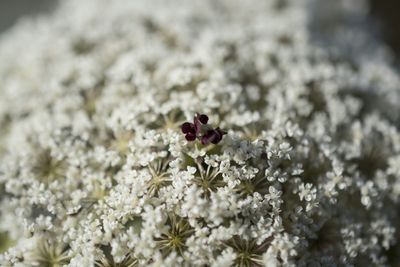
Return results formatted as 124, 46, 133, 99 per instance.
0, 0, 400, 266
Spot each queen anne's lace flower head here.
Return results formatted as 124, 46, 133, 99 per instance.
0, 0, 400, 266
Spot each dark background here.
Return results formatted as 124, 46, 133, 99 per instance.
370, 0, 400, 57
0, 0, 399, 57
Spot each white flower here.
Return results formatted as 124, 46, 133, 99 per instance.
0, 0, 399, 266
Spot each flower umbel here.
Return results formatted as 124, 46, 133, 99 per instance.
1, 0, 400, 266
181, 113, 226, 145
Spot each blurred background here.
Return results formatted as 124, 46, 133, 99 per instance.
0, 0, 399, 58
0, 0, 55, 33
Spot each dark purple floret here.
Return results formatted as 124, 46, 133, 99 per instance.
181, 122, 198, 141
201, 130, 216, 145
181, 113, 226, 145
193, 114, 203, 133
215, 127, 227, 140
181, 122, 195, 134
185, 132, 197, 141
201, 127, 227, 145
198, 114, 209, 124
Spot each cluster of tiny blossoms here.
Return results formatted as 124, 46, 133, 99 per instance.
0, 0, 400, 266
